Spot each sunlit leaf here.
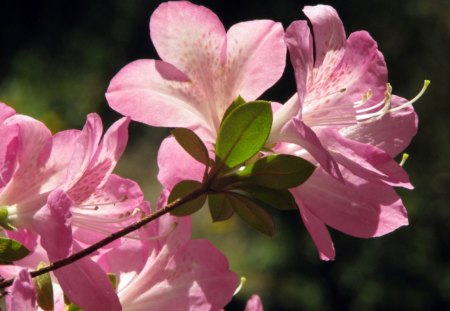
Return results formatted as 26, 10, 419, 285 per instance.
168, 180, 207, 216
0, 237, 30, 264
221, 95, 246, 124
237, 154, 315, 189
171, 128, 210, 166
208, 193, 235, 222
215, 101, 272, 169
228, 193, 275, 236
236, 185, 298, 211
34, 262, 54, 311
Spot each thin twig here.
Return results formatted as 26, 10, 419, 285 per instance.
0, 185, 208, 290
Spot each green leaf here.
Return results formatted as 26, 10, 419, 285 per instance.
221, 95, 246, 124
228, 193, 275, 236
168, 180, 207, 216
236, 185, 298, 211
215, 101, 272, 169
171, 128, 211, 166
108, 273, 117, 291
237, 154, 315, 189
208, 193, 235, 222
0, 237, 30, 264
34, 262, 54, 311
0, 207, 16, 231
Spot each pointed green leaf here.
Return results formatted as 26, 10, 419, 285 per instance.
171, 128, 210, 166
168, 180, 207, 216
237, 154, 315, 189
208, 193, 235, 222
34, 262, 54, 311
236, 185, 298, 211
108, 273, 117, 291
215, 101, 272, 169
0, 237, 30, 263
228, 193, 275, 236
221, 95, 246, 124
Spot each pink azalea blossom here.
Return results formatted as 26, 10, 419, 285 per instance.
0, 107, 147, 309
106, 1, 286, 141
270, 5, 426, 260
5, 269, 36, 311
97, 214, 239, 311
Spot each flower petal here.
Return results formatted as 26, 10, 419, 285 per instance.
157, 136, 206, 191
293, 168, 409, 238
150, 1, 226, 76
53, 253, 121, 311
318, 128, 413, 188
303, 5, 346, 67
244, 295, 264, 311
226, 20, 286, 101
278, 119, 342, 180
106, 59, 204, 128
342, 96, 418, 157
6, 269, 36, 311
0, 102, 15, 122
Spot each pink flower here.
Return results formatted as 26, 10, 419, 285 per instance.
244, 295, 263, 311
106, 1, 286, 141
271, 5, 426, 260
5, 269, 36, 311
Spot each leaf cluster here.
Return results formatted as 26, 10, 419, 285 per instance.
169, 97, 315, 236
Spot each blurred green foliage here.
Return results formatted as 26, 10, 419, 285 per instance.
0, 0, 449, 310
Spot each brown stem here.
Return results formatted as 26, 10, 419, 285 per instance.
0, 185, 208, 290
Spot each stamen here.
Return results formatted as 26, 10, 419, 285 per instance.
357, 80, 429, 122
72, 208, 143, 224
400, 153, 409, 166
233, 277, 247, 296
354, 89, 373, 108
76, 196, 128, 210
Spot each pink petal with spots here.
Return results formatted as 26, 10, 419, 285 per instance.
6, 269, 36, 311
67, 116, 130, 203
303, 5, 346, 68
150, 1, 226, 75
66, 113, 103, 188
284, 20, 313, 114
0, 115, 52, 205
342, 96, 418, 157
318, 128, 413, 188
245, 295, 264, 311
293, 167, 408, 239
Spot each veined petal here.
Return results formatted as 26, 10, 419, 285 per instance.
295, 197, 335, 260
150, 1, 226, 77
278, 119, 342, 180
66, 113, 103, 188
341, 96, 418, 157
226, 20, 286, 101
68, 116, 130, 203
106, 59, 206, 129
6, 269, 36, 311
285, 20, 313, 113
0, 115, 52, 204
318, 128, 413, 188
303, 5, 346, 68
119, 239, 238, 311
32, 189, 73, 260
293, 168, 409, 238
53, 252, 121, 311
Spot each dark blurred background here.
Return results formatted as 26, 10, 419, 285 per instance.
1, 0, 449, 310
